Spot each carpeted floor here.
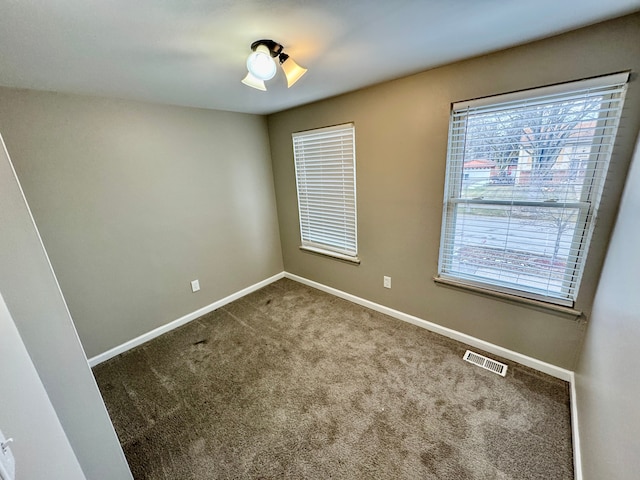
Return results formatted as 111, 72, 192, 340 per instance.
93, 278, 574, 479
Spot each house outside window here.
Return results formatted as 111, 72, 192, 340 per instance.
438, 73, 628, 306
293, 123, 359, 263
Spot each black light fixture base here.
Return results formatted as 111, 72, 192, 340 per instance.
250, 39, 284, 58
243, 39, 307, 90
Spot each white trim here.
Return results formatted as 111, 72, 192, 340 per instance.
299, 245, 361, 264
1, 136, 91, 362
569, 371, 583, 480
454, 71, 629, 110
292, 122, 354, 138
293, 122, 358, 259
2, 134, 135, 477
284, 272, 572, 381
88, 272, 285, 367
434, 276, 582, 316
88, 268, 582, 476
286, 271, 582, 477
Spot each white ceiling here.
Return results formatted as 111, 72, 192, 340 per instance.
1, 0, 639, 115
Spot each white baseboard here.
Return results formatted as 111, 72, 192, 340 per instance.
284, 272, 573, 382
285, 272, 583, 477
88, 269, 582, 478
285, 272, 583, 478
88, 272, 285, 367
90, 270, 573, 378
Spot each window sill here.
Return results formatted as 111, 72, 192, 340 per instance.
299, 246, 360, 264
433, 276, 582, 318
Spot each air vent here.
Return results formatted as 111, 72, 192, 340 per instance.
463, 350, 508, 377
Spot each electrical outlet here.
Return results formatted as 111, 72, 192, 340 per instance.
190, 280, 200, 292
383, 276, 391, 289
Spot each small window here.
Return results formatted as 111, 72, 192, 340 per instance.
438, 73, 628, 306
293, 123, 359, 262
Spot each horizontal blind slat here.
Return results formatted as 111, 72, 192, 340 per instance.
294, 123, 358, 258
439, 76, 627, 305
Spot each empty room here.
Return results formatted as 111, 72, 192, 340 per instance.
1, 1, 640, 479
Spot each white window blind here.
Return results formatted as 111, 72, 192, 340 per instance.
438, 73, 628, 306
293, 123, 358, 260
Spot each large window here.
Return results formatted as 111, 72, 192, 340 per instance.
438, 73, 628, 306
293, 123, 358, 262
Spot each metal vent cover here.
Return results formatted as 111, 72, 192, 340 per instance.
463, 350, 508, 377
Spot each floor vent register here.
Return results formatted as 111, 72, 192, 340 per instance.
463, 350, 508, 377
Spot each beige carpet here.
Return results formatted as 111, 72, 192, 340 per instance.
93, 278, 574, 479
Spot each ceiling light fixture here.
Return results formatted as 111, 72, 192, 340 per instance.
241, 39, 307, 91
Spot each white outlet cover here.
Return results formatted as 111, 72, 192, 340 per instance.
383, 276, 391, 288
191, 280, 200, 292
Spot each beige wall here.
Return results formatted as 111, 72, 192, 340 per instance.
0, 88, 283, 358
575, 133, 640, 479
268, 14, 640, 369
0, 135, 132, 478
0, 293, 86, 480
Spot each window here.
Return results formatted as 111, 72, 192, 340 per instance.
293, 123, 358, 262
438, 73, 628, 306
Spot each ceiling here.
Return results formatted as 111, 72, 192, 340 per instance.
1, 1, 639, 115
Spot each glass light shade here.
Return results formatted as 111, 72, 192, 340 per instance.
280, 57, 307, 88
246, 45, 276, 81
241, 72, 267, 91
